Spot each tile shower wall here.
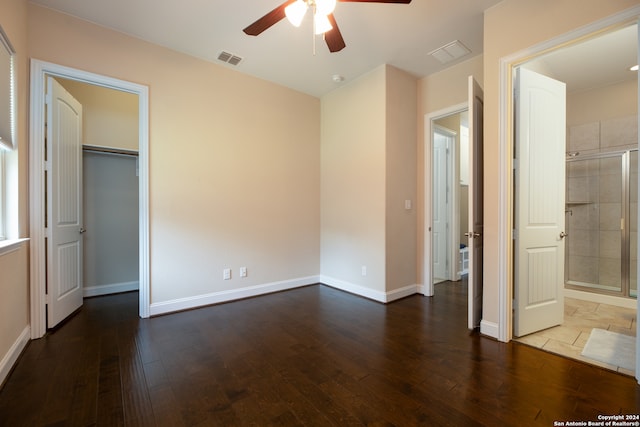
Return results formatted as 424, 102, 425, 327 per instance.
566, 115, 637, 294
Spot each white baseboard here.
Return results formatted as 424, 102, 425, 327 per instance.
0, 326, 30, 388
564, 288, 637, 309
320, 276, 387, 302
480, 320, 499, 340
416, 283, 429, 296
386, 284, 420, 302
320, 275, 419, 303
83, 281, 139, 298
149, 276, 320, 316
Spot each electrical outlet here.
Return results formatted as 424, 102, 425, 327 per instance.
361, 265, 367, 276
240, 266, 247, 278
223, 268, 231, 280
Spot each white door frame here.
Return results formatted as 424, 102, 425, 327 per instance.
496, 7, 640, 347
423, 102, 467, 296
29, 59, 150, 338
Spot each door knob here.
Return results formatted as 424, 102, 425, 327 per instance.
559, 231, 568, 239
464, 232, 481, 238
79, 227, 87, 234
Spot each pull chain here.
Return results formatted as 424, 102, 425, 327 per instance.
312, 4, 317, 55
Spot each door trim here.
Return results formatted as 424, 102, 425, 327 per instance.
29, 59, 150, 338
423, 102, 467, 296
497, 7, 640, 344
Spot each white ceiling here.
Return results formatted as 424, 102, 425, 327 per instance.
525, 24, 638, 94
29, 0, 502, 97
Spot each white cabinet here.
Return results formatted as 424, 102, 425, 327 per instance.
459, 246, 469, 276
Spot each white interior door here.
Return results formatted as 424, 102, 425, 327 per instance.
514, 67, 566, 337
467, 76, 484, 330
433, 131, 450, 281
47, 77, 84, 328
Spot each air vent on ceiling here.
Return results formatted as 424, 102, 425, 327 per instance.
218, 51, 243, 66
428, 40, 471, 64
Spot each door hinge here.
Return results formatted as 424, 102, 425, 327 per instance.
512, 229, 517, 240
45, 293, 51, 304
512, 159, 518, 170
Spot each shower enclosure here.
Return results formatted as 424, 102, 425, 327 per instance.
565, 149, 637, 298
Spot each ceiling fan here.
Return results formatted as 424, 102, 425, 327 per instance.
243, 0, 412, 53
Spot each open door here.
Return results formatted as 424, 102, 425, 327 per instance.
513, 67, 566, 337
467, 76, 483, 329
46, 77, 84, 328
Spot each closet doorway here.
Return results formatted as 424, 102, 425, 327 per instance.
56, 78, 140, 299
56, 78, 139, 297
29, 60, 150, 339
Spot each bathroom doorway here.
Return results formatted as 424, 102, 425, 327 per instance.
513, 22, 638, 374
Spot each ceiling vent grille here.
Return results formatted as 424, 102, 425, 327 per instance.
428, 40, 471, 64
218, 51, 243, 66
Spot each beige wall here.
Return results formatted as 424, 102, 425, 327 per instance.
28, 4, 321, 305
568, 79, 637, 125
0, 0, 29, 385
321, 66, 387, 291
385, 66, 418, 292
58, 78, 139, 151
483, 0, 640, 331
320, 64, 417, 297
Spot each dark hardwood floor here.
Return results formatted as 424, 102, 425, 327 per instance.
1, 282, 639, 426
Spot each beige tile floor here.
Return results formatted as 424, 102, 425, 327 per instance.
515, 297, 637, 376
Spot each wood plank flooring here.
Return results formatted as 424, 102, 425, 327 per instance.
1, 282, 639, 426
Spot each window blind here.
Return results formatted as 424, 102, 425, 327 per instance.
0, 26, 14, 151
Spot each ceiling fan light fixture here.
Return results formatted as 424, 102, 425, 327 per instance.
314, 13, 333, 34
285, 0, 308, 27
315, 0, 336, 16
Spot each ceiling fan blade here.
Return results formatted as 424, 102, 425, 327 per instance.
325, 14, 346, 52
338, 0, 411, 3
243, 0, 297, 36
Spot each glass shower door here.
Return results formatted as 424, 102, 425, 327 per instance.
566, 154, 622, 293
566, 150, 637, 298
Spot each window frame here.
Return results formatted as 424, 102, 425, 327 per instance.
0, 150, 5, 241
0, 25, 15, 242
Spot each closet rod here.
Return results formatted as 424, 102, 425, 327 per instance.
82, 144, 138, 157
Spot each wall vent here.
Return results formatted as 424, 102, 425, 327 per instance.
428, 40, 471, 64
217, 51, 243, 66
